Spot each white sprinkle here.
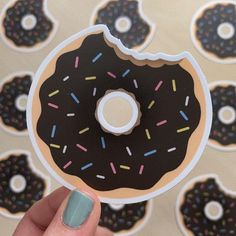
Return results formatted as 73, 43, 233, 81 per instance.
93, 87, 97, 96
63, 145, 68, 154
63, 76, 69, 82
67, 113, 75, 117
96, 175, 105, 179
185, 96, 189, 106
126, 146, 132, 156
133, 79, 138, 89
168, 147, 176, 152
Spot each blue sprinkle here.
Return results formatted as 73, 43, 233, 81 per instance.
144, 149, 157, 157
92, 52, 103, 63
51, 125, 57, 138
81, 162, 93, 171
101, 136, 106, 149
180, 110, 189, 121
70, 92, 80, 104
122, 69, 130, 78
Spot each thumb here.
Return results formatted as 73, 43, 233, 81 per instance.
44, 189, 100, 236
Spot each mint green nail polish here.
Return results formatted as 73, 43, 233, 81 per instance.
63, 190, 94, 228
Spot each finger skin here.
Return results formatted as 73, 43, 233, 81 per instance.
95, 227, 113, 236
13, 187, 70, 236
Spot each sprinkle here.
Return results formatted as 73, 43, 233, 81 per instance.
48, 90, 59, 97
76, 143, 88, 152
107, 72, 117, 79
156, 120, 167, 126
120, 165, 131, 170
168, 147, 176, 152
148, 100, 155, 109
62, 145, 67, 154
185, 96, 190, 106
180, 110, 189, 121
110, 162, 117, 174
139, 165, 144, 175
79, 127, 90, 134
63, 76, 70, 82
155, 80, 163, 91
144, 149, 157, 157
101, 136, 106, 149
48, 103, 59, 109
145, 129, 151, 140
92, 52, 102, 63
122, 69, 130, 77
81, 163, 93, 171
96, 175, 105, 179
133, 79, 138, 88
74, 56, 79, 68
50, 125, 57, 138
177, 127, 190, 133
85, 76, 96, 81
66, 113, 75, 117
172, 79, 177, 92
50, 143, 60, 149
126, 146, 132, 156
63, 161, 72, 169
70, 92, 80, 104
93, 87, 97, 96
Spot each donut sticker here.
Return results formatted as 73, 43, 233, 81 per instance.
0, 72, 33, 136
208, 80, 236, 152
90, 0, 155, 51
176, 174, 236, 236
191, 0, 236, 64
0, 150, 50, 219
99, 200, 153, 235
27, 25, 212, 203
0, 0, 58, 52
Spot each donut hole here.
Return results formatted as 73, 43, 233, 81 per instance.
109, 204, 125, 211
217, 22, 235, 40
96, 91, 139, 134
15, 94, 28, 112
204, 201, 223, 221
10, 174, 27, 193
218, 106, 236, 125
115, 16, 132, 33
21, 14, 37, 31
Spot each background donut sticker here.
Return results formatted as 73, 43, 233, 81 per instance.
27, 25, 212, 203
0, 0, 58, 52
176, 174, 236, 236
90, 0, 155, 51
0, 150, 50, 219
99, 200, 153, 235
0, 72, 33, 136
191, 0, 236, 64
208, 80, 236, 152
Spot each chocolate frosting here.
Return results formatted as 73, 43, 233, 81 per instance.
37, 32, 201, 191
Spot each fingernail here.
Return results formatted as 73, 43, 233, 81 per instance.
63, 190, 94, 228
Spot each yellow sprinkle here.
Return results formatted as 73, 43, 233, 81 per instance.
177, 127, 190, 133
48, 90, 59, 97
148, 100, 155, 109
50, 144, 60, 149
79, 127, 90, 134
145, 129, 151, 140
120, 165, 130, 170
85, 76, 96, 81
172, 80, 176, 92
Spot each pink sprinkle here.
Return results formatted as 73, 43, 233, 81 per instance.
63, 161, 72, 169
156, 120, 167, 126
110, 162, 117, 174
48, 103, 59, 109
75, 56, 79, 68
139, 165, 144, 175
107, 72, 117, 78
155, 80, 163, 91
76, 144, 88, 152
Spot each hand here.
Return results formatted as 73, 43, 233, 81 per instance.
14, 187, 113, 236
